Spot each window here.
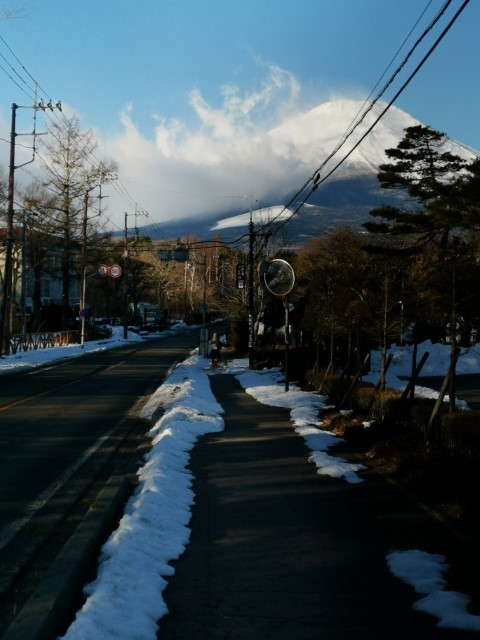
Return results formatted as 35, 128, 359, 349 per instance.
41, 278, 51, 298
45, 255, 61, 272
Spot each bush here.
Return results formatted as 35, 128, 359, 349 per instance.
350, 385, 376, 413
441, 410, 480, 459
319, 374, 352, 406
86, 325, 112, 340
304, 368, 324, 392
368, 389, 411, 429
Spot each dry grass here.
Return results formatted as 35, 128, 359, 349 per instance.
314, 375, 480, 535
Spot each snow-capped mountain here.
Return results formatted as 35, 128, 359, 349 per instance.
142, 99, 479, 245
263, 98, 476, 178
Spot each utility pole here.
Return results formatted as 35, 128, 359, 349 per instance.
80, 188, 90, 348
0, 99, 61, 356
0, 103, 17, 356
20, 211, 29, 335
248, 195, 255, 368
80, 189, 89, 306
123, 212, 129, 339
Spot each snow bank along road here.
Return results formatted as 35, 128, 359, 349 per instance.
0, 329, 199, 637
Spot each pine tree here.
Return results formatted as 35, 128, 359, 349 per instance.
364, 124, 480, 419
364, 125, 476, 255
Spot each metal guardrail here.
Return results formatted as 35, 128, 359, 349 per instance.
9, 330, 81, 354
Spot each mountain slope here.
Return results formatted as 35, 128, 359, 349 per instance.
262, 98, 477, 187
140, 99, 479, 245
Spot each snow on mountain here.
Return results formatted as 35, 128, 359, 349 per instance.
206, 99, 479, 240
211, 205, 294, 231
259, 99, 414, 177
143, 99, 479, 243
264, 98, 477, 179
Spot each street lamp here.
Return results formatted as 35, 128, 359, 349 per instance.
80, 266, 94, 348
79, 183, 104, 345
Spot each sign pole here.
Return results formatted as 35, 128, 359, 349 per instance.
284, 296, 290, 392
262, 259, 295, 392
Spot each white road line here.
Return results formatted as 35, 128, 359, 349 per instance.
0, 427, 117, 552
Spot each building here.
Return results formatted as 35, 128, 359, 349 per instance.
0, 227, 81, 333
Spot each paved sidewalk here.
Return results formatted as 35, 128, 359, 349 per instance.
156, 374, 479, 639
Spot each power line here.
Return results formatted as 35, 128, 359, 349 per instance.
0, 34, 146, 220
0, 2, 471, 246
260, 0, 469, 237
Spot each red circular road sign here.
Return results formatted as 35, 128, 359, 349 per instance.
109, 264, 122, 278
97, 264, 109, 277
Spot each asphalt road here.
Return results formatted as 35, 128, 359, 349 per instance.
0, 327, 200, 635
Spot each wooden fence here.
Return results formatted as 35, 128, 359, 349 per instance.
9, 330, 81, 354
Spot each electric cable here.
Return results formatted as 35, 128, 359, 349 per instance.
0, 0, 472, 246
0, 33, 145, 219
271, 0, 471, 237
259, 0, 467, 237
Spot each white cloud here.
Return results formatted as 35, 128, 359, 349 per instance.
3, 70, 423, 235
187, 63, 301, 140
98, 63, 309, 227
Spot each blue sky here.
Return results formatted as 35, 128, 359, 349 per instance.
0, 0, 478, 228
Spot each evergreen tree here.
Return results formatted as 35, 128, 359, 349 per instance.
365, 124, 480, 417
364, 125, 476, 255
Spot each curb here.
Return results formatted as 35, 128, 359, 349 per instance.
2, 475, 132, 640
